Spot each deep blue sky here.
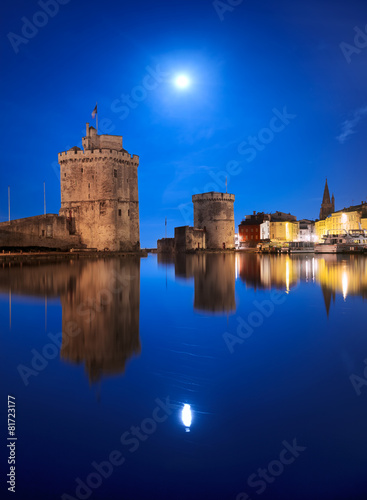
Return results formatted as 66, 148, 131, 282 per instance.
1, 0, 367, 247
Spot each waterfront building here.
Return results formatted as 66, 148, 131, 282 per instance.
260, 220, 270, 240
269, 211, 297, 222
315, 202, 367, 241
238, 212, 269, 245
269, 212, 298, 242
270, 220, 299, 242
298, 219, 316, 242
239, 220, 261, 244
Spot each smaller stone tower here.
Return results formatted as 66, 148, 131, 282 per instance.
319, 179, 335, 220
192, 192, 235, 249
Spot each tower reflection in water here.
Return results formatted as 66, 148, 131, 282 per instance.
60, 258, 141, 382
158, 252, 236, 315
0, 258, 141, 382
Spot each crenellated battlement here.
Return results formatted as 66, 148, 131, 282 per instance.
192, 192, 235, 203
58, 148, 139, 165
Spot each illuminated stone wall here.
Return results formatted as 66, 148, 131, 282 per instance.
0, 215, 82, 250
192, 192, 235, 249
59, 125, 140, 251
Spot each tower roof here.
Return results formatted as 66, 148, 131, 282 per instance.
322, 179, 331, 204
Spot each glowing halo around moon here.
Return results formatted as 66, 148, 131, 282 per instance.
175, 74, 190, 89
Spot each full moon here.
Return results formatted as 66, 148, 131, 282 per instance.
175, 75, 190, 88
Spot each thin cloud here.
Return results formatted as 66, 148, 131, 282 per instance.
337, 106, 367, 144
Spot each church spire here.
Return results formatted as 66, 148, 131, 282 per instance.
319, 179, 335, 220
322, 178, 331, 204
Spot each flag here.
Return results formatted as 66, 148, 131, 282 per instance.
91, 104, 97, 119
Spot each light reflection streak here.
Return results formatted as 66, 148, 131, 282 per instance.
182, 404, 192, 431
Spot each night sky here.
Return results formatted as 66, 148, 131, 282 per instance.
1, 0, 367, 247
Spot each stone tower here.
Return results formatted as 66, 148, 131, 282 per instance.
192, 192, 235, 249
58, 124, 140, 251
319, 179, 335, 220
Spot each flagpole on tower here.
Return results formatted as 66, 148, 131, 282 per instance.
96, 102, 98, 134
91, 103, 98, 134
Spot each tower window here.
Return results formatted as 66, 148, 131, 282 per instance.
114, 169, 117, 178
64, 173, 66, 177
118, 209, 122, 216
88, 183, 90, 188
128, 209, 130, 216
81, 168, 83, 173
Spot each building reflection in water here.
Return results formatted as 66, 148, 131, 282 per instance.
236, 253, 367, 314
0, 258, 141, 382
158, 253, 236, 315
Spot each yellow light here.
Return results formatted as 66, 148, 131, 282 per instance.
342, 270, 348, 301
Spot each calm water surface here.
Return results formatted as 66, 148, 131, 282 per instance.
1, 253, 367, 500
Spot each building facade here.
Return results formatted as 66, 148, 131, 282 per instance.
238, 212, 269, 245
192, 192, 235, 249
270, 221, 299, 242
59, 124, 140, 251
315, 202, 367, 241
239, 222, 261, 243
174, 226, 206, 252
260, 220, 270, 240
298, 219, 316, 242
